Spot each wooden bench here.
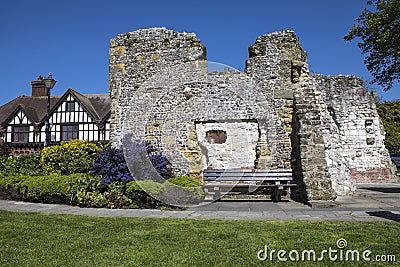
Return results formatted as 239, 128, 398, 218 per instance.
203, 169, 296, 202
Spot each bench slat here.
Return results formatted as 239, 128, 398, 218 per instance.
204, 177, 293, 182
204, 173, 292, 178
204, 169, 292, 173
204, 183, 297, 188
202, 168, 296, 202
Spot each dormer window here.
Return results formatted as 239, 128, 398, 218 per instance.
66, 101, 75, 112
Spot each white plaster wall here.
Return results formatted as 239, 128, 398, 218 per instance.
195, 122, 259, 170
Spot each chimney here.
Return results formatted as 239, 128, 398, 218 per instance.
31, 76, 49, 97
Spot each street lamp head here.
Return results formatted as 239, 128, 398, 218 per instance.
43, 73, 56, 90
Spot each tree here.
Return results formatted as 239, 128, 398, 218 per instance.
377, 100, 400, 152
0, 139, 11, 157
344, 0, 400, 91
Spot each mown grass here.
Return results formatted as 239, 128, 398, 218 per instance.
0, 210, 399, 266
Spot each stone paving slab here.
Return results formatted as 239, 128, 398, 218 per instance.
0, 183, 399, 222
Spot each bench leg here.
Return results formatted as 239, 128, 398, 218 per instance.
273, 188, 282, 202
214, 188, 221, 201
204, 187, 220, 201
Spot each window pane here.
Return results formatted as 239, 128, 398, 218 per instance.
62, 125, 78, 141
66, 102, 75, 112
13, 126, 29, 142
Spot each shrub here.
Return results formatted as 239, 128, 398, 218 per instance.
90, 146, 134, 184
0, 173, 89, 204
21, 173, 90, 204
0, 153, 44, 177
73, 176, 132, 209
0, 156, 15, 177
0, 175, 29, 200
76, 191, 107, 208
91, 142, 173, 185
0, 140, 11, 157
74, 173, 103, 193
71, 174, 131, 209
125, 180, 165, 208
104, 191, 133, 209
1, 172, 133, 209
103, 181, 133, 209
147, 144, 174, 180
126, 180, 165, 195
0, 175, 27, 191
71, 173, 103, 206
377, 100, 400, 152
121, 136, 174, 182
0, 173, 108, 205
40, 140, 102, 175
125, 177, 204, 208
15, 152, 44, 176
161, 176, 204, 206
168, 176, 202, 187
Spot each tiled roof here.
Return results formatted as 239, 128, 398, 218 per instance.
0, 90, 111, 129
19, 105, 40, 123
0, 95, 59, 126
84, 94, 111, 121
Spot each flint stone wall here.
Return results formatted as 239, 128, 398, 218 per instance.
109, 27, 395, 202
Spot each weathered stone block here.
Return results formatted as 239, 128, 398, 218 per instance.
274, 89, 294, 99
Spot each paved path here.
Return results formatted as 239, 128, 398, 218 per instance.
0, 183, 399, 222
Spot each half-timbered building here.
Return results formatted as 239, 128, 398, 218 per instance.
0, 76, 111, 155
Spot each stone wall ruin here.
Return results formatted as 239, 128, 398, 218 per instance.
109, 27, 396, 202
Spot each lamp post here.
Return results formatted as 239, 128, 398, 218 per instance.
43, 73, 56, 147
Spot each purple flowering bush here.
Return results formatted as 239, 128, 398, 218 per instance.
90, 143, 173, 185
88, 141, 197, 208
146, 143, 174, 180
90, 146, 134, 184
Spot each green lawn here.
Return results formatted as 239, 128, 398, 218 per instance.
0, 210, 399, 266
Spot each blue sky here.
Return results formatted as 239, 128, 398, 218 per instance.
0, 0, 398, 106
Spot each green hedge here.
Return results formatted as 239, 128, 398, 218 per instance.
0, 174, 135, 209
126, 176, 204, 208
162, 177, 204, 206
125, 180, 165, 208
0, 173, 90, 204
168, 176, 202, 187
0, 174, 205, 209
0, 153, 44, 177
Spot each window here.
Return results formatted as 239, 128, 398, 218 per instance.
12, 126, 29, 143
66, 101, 75, 112
62, 125, 78, 141
205, 130, 227, 144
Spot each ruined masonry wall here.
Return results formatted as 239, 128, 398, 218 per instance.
316, 76, 395, 188
245, 31, 337, 200
109, 28, 206, 144
109, 27, 395, 202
